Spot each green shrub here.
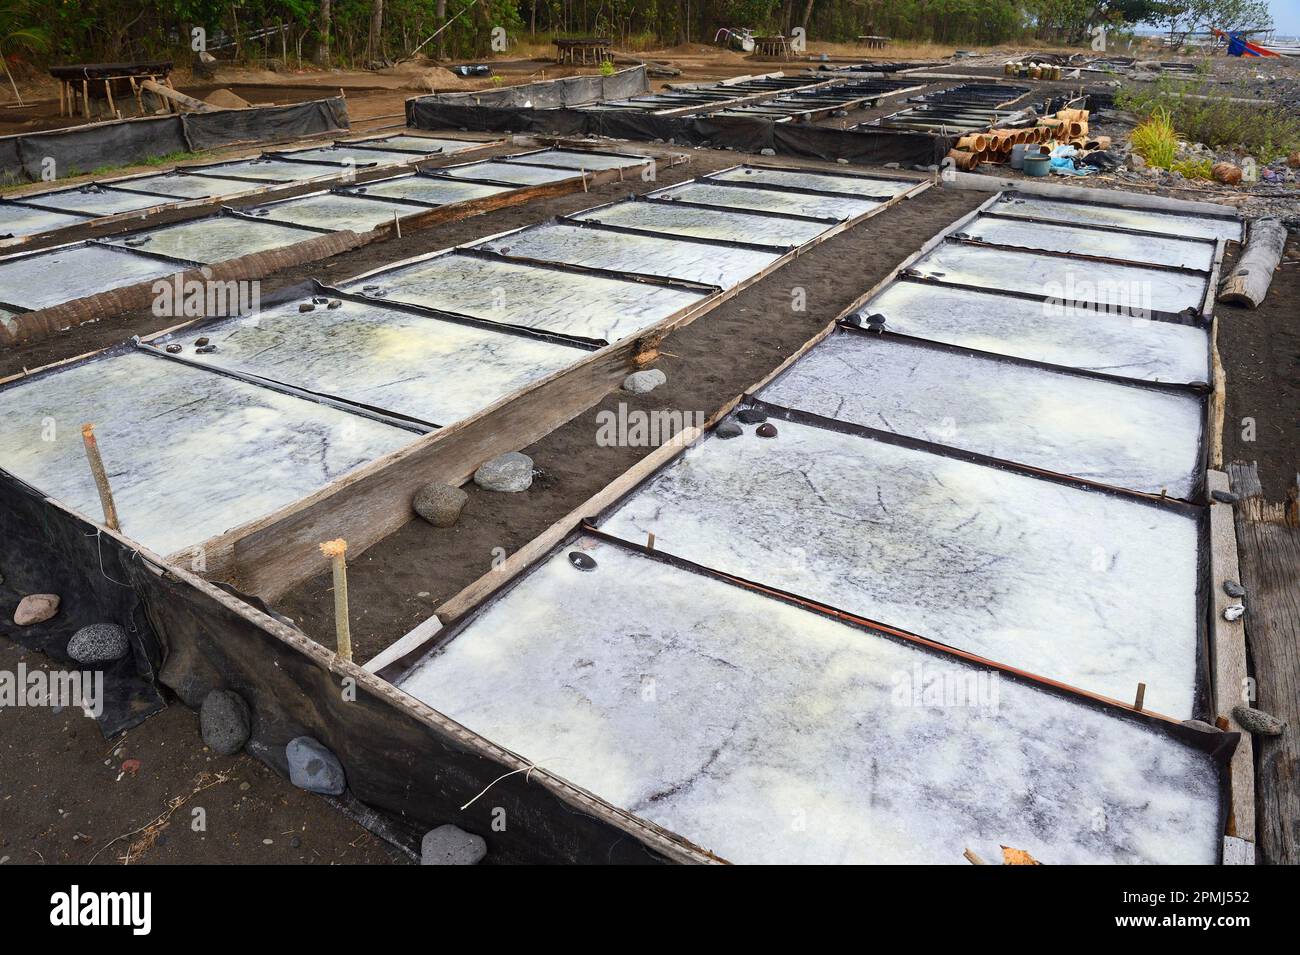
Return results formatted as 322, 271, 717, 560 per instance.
1131, 107, 1177, 169
1117, 78, 1300, 162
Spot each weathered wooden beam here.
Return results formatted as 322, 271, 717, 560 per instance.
1226, 460, 1300, 865
141, 78, 217, 113
1207, 470, 1256, 845
1218, 218, 1287, 309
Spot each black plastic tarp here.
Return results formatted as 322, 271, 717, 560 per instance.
407, 98, 948, 167
0, 469, 684, 863
0, 472, 165, 735
184, 97, 348, 151
0, 97, 349, 184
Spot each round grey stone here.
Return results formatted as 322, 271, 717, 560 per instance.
413, 482, 468, 527
66, 623, 129, 664
421, 825, 487, 865
736, 408, 767, 425
716, 420, 743, 439
200, 689, 251, 756
473, 452, 534, 493
623, 369, 667, 394
1223, 580, 1246, 598
286, 736, 346, 795
1232, 705, 1286, 737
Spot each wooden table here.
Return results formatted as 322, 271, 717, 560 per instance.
49, 61, 175, 120
553, 38, 613, 66
751, 36, 791, 59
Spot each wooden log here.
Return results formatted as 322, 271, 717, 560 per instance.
140, 78, 217, 113
1218, 218, 1287, 309
1226, 461, 1300, 865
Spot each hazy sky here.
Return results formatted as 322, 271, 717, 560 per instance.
1267, 1, 1300, 35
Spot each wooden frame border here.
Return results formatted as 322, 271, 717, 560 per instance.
0, 134, 506, 252
24, 491, 720, 865
159, 168, 930, 599
1207, 469, 1256, 856
0, 152, 683, 347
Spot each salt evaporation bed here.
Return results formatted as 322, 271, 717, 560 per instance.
573, 200, 827, 246
250, 193, 426, 232
652, 181, 878, 221
858, 281, 1209, 384
13, 186, 173, 218
340, 135, 480, 154
0, 244, 179, 310
0, 351, 412, 555
437, 161, 578, 186
709, 165, 915, 198
102, 216, 319, 264
991, 195, 1242, 243
345, 175, 511, 206
0, 203, 87, 239
913, 243, 1208, 315
196, 159, 337, 182
599, 418, 1201, 717
965, 216, 1214, 271
345, 252, 705, 342
475, 223, 779, 288
397, 541, 1223, 865
759, 331, 1203, 496
154, 295, 585, 425
277, 145, 438, 167
110, 173, 259, 200
504, 149, 651, 171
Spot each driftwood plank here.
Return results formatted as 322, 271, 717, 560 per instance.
1207, 470, 1255, 843
1218, 218, 1287, 309
1226, 460, 1300, 865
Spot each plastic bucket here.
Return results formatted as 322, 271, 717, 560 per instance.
1022, 154, 1051, 177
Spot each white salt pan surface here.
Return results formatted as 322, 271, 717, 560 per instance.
398, 542, 1221, 864
599, 418, 1201, 716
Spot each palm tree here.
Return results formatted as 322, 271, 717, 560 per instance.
0, 2, 49, 106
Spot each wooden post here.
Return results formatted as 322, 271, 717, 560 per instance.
80, 424, 120, 531
319, 539, 352, 661
81, 79, 90, 119
1133, 682, 1146, 711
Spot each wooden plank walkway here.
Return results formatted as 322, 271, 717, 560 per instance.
1226, 460, 1300, 865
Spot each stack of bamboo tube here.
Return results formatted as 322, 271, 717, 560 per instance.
946, 108, 1107, 170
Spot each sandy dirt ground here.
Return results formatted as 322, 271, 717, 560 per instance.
0, 640, 406, 865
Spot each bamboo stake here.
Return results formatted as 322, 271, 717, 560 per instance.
319, 539, 352, 661
80, 424, 120, 530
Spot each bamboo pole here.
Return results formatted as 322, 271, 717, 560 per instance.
80, 424, 120, 531
319, 538, 352, 661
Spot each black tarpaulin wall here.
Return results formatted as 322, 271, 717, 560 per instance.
407, 99, 948, 167
0, 471, 687, 864
0, 97, 349, 184
183, 97, 349, 151
0, 473, 164, 735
